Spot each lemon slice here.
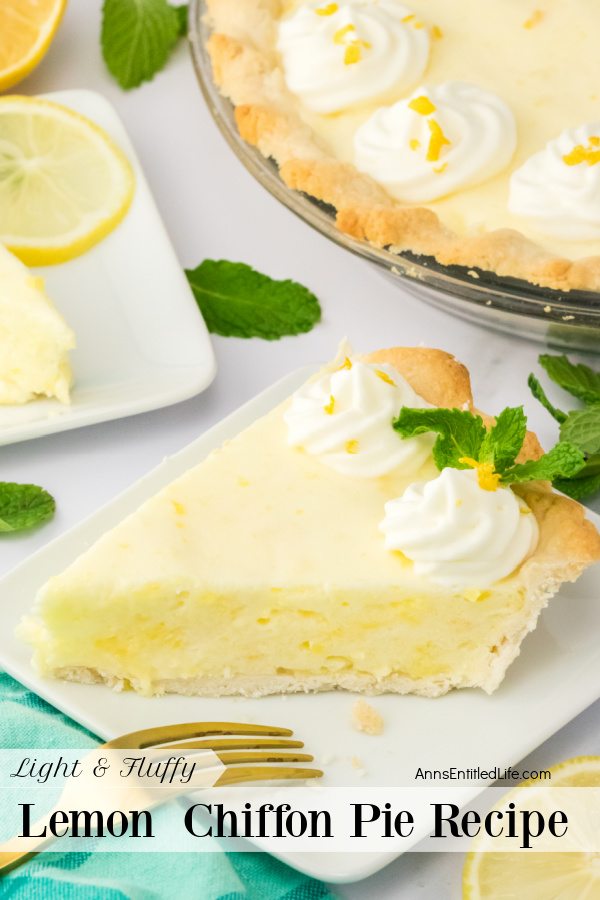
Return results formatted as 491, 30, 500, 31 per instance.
0, 0, 66, 91
463, 756, 600, 899
0, 96, 135, 265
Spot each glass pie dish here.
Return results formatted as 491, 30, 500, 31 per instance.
188, 0, 600, 353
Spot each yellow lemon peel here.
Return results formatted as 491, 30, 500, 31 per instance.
344, 43, 362, 64
426, 119, 451, 162
334, 23, 355, 43
524, 9, 544, 29
315, 2, 338, 15
408, 95, 436, 116
333, 24, 370, 65
375, 369, 395, 385
563, 137, 600, 167
459, 457, 502, 492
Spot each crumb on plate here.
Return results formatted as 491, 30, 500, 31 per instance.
351, 699, 384, 735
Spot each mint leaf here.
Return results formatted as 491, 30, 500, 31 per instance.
559, 408, 600, 455
101, 0, 182, 90
393, 407, 486, 470
528, 373, 567, 424
502, 442, 585, 485
555, 460, 600, 500
0, 483, 55, 533
480, 406, 526, 471
539, 354, 600, 404
175, 4, 188, 35
185, 260, 321, 340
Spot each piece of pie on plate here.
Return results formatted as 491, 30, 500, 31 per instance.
205, 0, 600, 291
20, 347, 600, 697
0, 243, 74, 405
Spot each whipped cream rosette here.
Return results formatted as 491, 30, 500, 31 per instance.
284, 357, 433, 477
277, 0, 431, 114
380, 467, 539, 588
509, 122, 600, 240
354, 81, 517, 202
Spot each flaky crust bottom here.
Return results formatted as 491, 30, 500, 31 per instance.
204, 0, 600, 292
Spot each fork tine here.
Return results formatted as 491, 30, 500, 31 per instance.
157, 737, 304, 752
216, 766, 323, 786
105, 722, 293, 749
216, 751, 314, 765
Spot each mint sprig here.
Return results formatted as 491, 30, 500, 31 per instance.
554, 468, 600, 501
392, 408, 486, 471
0, 483, 55, 534
185, 260, 321, 340
527, 374, 567, 424
560, 408, 600, 455
529, 354, 600, 500
479, 406, 527, 472
539, 354, 600, 405
502, 442, 586, 484
101, 0, 187, 90
393, 406, 585, 485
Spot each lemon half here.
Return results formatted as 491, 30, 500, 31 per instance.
0, 0, 67, 91
0, 96, 135, 265
463, 756, 600, 899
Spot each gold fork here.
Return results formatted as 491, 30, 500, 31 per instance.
0, 721, 322, 874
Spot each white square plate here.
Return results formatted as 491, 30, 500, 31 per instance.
0, 369, 599, 883
0, 90, 215, 446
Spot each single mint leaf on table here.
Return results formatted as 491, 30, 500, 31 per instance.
185, 260, 322, 340
0, 483, 55, 534
175, 4, 188, 35
502, 442, 585, 485
393, 407, 486, 471
539, 354, 600, 404
479, 406, 527, 471
527, 373, 567, 424
101, 0, 183, 90
559, 407, 600, 455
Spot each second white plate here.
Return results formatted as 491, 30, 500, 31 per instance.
0, 368, 599, 883
0, 89, 215, 446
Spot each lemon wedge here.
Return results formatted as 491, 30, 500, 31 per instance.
0, 0, 66, 91
0, 96, 135, 265
463, 756, 600, 899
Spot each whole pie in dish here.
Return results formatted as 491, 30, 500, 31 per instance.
20, 346, 600, 698
206, 0, 600, 292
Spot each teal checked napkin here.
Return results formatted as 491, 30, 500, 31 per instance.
0, 672, 334, 900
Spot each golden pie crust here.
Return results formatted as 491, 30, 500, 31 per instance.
205, 0, 600, 293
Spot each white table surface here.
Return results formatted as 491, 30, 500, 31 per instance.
1, 3, 598, 897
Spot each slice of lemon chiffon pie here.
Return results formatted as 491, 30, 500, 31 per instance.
19, 347, 600, 697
